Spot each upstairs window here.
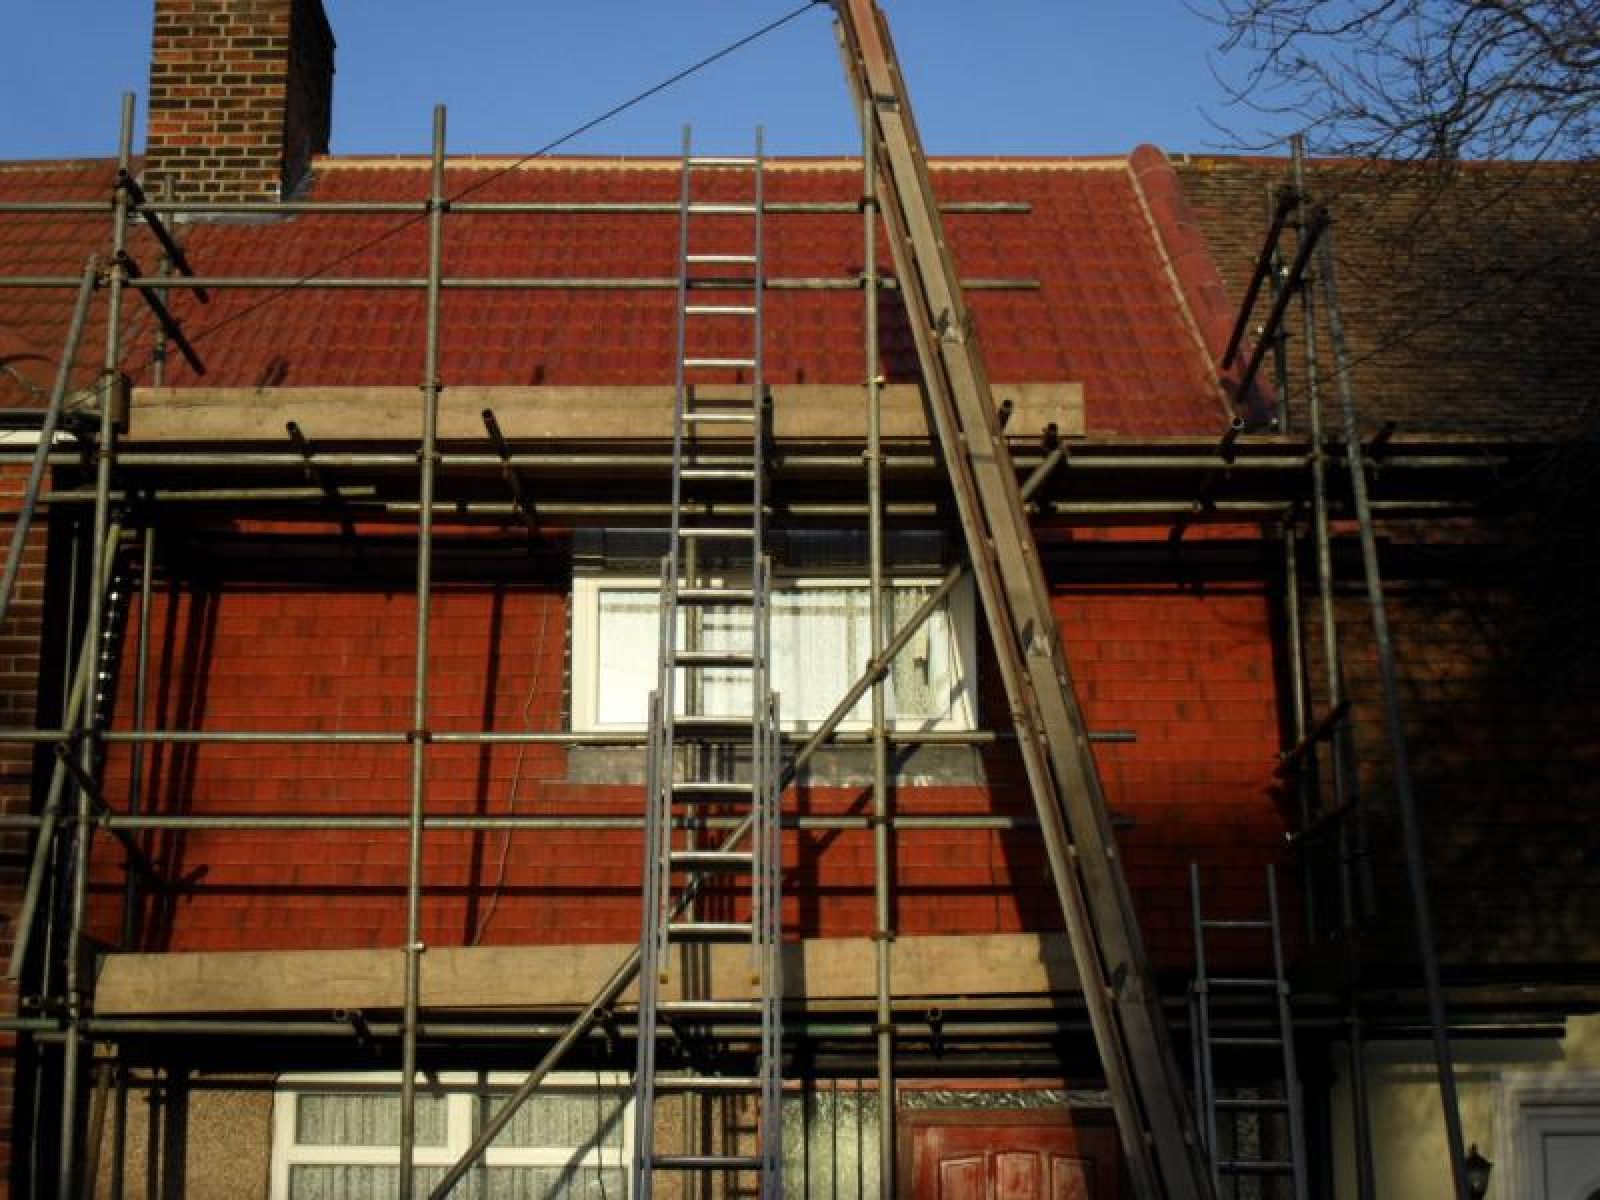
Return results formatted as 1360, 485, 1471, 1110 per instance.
571, 575, 977, 733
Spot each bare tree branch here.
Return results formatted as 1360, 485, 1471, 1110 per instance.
1209, 0, 1600, 161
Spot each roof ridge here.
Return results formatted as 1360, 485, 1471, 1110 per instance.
312, 154, 1133, 172
0, 157, 120, 174
1126, 144, 1239, 424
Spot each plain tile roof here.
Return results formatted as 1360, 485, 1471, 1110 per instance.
0, 153, 1234, 436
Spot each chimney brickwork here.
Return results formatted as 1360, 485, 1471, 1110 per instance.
146, 0, 335, 205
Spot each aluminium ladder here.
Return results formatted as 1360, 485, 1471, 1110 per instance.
631, 127, 784, 1200
1189, 864, 1309, 1200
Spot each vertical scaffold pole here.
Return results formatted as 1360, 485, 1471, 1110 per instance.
121, 522, 156, 948
1314, 219, 1471, 1200
1290, 138, 1376, 1200
861, 95, 895, 1200
1289, 140, 1357, 930
399, 103, 447, 1200
59, 92, 135, 1200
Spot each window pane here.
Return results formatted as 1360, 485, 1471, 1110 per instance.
596, 591, 659, 726
682, 602, 755, 719
288, 1165, 447, 1200
484, 1090, 626, 1151
295, 1093, 447, 1148
782, 1086, 880, 1200
887, 584, 958, 725
771, 588, 870, 726
485, 1166, 626, 1200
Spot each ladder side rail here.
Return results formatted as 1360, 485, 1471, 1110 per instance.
1189, 864, 1220, 1191
660, 126, 693, 767
651, 557, 678, 981
1267, 867, 1311, 1200
635, 130, 696, 1200
751, 134, 783, 1199
834, 4, 1213, 1197
750, 131, 771, 996
7, 520, 127, 983
632, 690, 667, 1200
761, 689, 784, 1198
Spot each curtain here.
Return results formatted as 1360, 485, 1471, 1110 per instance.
295, 1093, 448, 1147
595, 583, 964, 729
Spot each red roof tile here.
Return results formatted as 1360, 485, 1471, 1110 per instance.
0, 153, 1233, 435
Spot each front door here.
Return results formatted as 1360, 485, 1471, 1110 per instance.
1526, 1108, 1600, 1199
903, 1110, 1123, 1200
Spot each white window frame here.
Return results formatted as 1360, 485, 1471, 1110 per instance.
269, 1071, 633, 1200
570, 573, 977, 734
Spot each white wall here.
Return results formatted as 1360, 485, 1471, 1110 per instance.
1329, 1015, 1600, 1200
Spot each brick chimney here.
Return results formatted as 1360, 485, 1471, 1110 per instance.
145, 0, 336, 206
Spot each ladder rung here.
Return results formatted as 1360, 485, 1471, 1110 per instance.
658, 999, 763, 1018
1211, 1035, 1283, 1047
673, 650, 754, 668
1215, 1097, 1290, 1111
672, 780, 755, 798
677, 588, 755, 605
680, 467, 755, 482
687, 254, 757, 265
687, 156, 758, 169
1219, 1161, 1295, 1175
681, 411, 755, 424
678, 527, 755, 540
673, 715, 751, 737
685, 304, 758, 317
668, 850, 754, 872
667, 921, 753, 941
652, 1155, 764, 1172
1202, 919, 1273, 930
653, 1074, 764, 1092
687, 202, 758, 215
684, 357, 757, 370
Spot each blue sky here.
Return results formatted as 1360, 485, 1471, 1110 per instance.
1, 2, 1282, 160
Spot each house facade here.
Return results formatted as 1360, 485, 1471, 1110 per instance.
0, 1, 1595, 1198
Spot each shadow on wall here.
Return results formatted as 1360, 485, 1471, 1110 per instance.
1309, 476, 1600, 973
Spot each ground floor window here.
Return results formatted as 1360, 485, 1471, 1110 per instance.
270, 1073, 630, 1200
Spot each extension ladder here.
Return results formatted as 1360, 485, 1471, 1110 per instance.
631, 127, 784, 1200
1189, 864, 1309, 1200
832, 2, 1215, 1195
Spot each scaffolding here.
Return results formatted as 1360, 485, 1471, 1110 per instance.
0, 25, 1558, 1200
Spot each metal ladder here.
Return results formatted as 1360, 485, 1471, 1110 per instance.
1189, 864, 1309, 1200
632, 127, 784, 1200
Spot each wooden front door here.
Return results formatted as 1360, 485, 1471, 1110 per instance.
903, 1109, 1123, 1200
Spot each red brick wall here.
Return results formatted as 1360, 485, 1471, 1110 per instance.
146, 0, 334, 204
0, 466, 48, 1197
88, 555, 1291, 974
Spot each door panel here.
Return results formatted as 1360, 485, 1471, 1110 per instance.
940, 1157, 986, 1200
907, 1112, 1121, 1200
994, 1152, 1041, 1200
1049, 1154, 1093, 1200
